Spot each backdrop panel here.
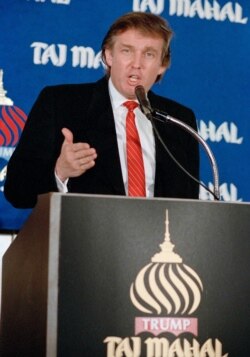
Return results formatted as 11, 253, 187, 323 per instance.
0, 0, 249, 230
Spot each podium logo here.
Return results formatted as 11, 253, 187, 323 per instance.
104, 210, 229, 357
130, 210, 202, 336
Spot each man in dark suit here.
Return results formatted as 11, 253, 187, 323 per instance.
4, 12, 199, 209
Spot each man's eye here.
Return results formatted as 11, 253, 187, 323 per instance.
145, 52, 154, 58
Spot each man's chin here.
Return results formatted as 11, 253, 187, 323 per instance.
125, 86, 139, 99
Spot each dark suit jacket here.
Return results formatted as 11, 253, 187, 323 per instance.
4, 77, 199, 208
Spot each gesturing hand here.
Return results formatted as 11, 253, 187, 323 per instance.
55, 128, 97, 182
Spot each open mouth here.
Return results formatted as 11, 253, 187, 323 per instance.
128, 75, 141, 85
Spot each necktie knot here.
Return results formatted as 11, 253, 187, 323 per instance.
123, 101, 138, 112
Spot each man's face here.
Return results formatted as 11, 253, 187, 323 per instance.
105, 29, 167, 99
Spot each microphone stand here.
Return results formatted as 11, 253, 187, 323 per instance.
149, 109, 220, 201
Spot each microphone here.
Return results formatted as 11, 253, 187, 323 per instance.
135, 85, 153, 118
135, 85, 220, 200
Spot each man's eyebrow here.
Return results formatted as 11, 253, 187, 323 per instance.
144, 46, 158, 52
119, 43, 158, 52
119, 43, 134, 48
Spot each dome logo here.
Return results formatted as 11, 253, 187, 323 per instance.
130, 210, 203, 337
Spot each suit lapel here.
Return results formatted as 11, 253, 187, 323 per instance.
148, 91, 180, 197
84, 78, 126, 195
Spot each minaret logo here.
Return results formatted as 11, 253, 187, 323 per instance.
130, 209, 203, 336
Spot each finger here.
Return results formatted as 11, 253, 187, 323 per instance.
61, 128, 74, 145
74, 147, 96, 160
71, 142, 91, 152
78, 151, 97, 166
79, 159, 96, 172
79, 156, 95, 167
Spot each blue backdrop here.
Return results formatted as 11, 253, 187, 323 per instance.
0, 0, 249, 230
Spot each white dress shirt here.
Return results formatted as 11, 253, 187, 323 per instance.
56, 78, 156, 197
108, 79, 155, 197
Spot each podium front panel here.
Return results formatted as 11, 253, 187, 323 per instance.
55, 195, 250, 356
1, 194, 250, 357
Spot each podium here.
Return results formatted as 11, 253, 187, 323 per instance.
1, 193, 250, 357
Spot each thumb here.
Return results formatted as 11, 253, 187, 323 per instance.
61, 127, 73, 145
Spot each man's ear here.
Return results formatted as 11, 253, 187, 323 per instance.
158, 64, 168, 77
104, 48, 113, 66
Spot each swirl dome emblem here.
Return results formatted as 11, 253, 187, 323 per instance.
0, 69, 27, 147
130, 210, 203, 316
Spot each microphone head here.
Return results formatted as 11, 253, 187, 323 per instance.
135, 85, 145, 98
135, 85, 153, 118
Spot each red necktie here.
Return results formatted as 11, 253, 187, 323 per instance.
123, 101, 146, 197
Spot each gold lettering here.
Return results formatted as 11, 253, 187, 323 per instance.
169, 339, 184, 357
215, 339, 228, 357
104, 337, 122, 357
104, 337, 141, 357
104, 336, 228, 357
184, 339, 200, 357
145, 337, 170, 357
200, 338, 214, 357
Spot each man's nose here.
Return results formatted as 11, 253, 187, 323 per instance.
131, 53, 142, 69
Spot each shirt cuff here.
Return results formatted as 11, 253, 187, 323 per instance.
55, 171, 69, 193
